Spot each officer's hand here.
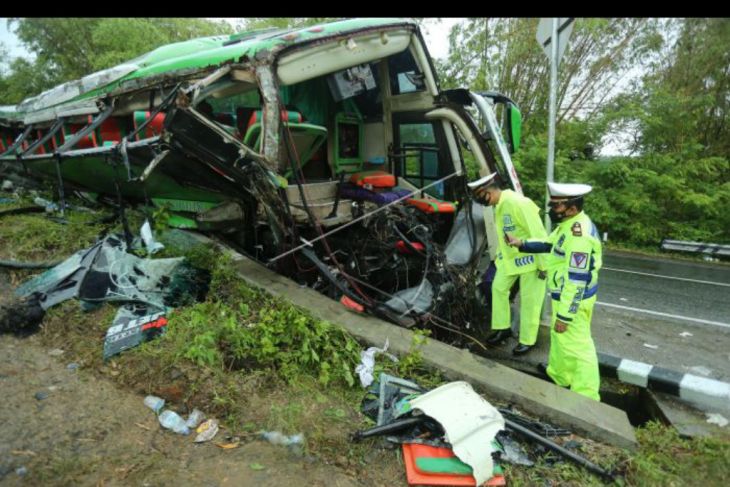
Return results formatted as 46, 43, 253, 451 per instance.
506, 234, 523, 248
554, 320, 568, 333
537, 270, 547, 280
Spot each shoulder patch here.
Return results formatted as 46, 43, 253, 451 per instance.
570, 252, 589, 269
503, 215, 513, 225
571, 222, 582, 236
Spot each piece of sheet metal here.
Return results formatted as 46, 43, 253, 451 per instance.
410, 381, 505, 486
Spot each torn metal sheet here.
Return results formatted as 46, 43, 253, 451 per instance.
444, 201, 487, 266
103, 304, 167, 359
385, 279, 434, 316
410, 381, 505, 486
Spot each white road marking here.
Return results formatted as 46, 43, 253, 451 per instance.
596, 301, 730, 329
602, 266, 730, 287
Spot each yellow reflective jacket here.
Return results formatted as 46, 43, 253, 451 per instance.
543, 211, 603, 323
494, 190, 547, 275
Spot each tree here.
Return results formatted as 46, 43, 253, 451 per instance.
1, 18, 233, 105
438, 18, 662, 133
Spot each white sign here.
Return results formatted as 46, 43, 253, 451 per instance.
536, 18, 574, 64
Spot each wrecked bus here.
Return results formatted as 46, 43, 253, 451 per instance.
0, 18, 524, 337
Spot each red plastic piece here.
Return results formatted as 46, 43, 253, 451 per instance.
349, 170, 396, 189
340, 295, 364, 313
402, 443, 506, 486
406, 198, 456, 214
395, 240, 425, 254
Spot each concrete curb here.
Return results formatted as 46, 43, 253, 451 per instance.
598, 352, 730, 412
179, 231, 637, 450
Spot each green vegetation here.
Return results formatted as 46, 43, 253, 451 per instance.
0, 207, 727, 485
440, 18, 730, 250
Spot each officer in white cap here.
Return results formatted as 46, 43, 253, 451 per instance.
506, 182, 602, 400
468, 173, 547, 355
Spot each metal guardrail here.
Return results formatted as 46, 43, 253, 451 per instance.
661, 239, 730, 257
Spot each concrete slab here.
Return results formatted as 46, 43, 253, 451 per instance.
187, 233, 636, 450
648, 390, 730, 439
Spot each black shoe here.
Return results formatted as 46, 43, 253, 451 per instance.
512, 343, 534, 355
537, 362, 548, 375
486, 329, 512, 344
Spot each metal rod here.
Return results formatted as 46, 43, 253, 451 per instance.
505, 418, 614, 480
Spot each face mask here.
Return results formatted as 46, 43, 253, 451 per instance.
548, 207, 566, 224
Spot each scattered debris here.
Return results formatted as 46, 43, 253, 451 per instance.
0, 295, 45, 334
185, 409, 205, 429
216, 442, 240, 449
249, 463, 265, 471
498, 408, 570, 438
261, 431, 304, 447
140, 219, 164, 255
48, 348, 65, 357
14, 232, 208, 357
706, 413, 728, 428
143, 395, 165, 414
34, 391, 48, 401
15, 466, 27, 477
158, 410, 190, 435
495, 432, 533, 466
104, 306, 168, 360
66, 363, 79, 371
410, 382, 504, 486
354, 339, 398, 388
194, 419, 219, 443
679, 331, 693, 338
643, 343, 659, 350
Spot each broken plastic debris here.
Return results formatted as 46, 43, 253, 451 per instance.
159, 410, 190, 435
185, 409, 205, 429
195, 419, 219, 443
66, 363, 79, 371
706, 413, 728, 428
355, 339, 398, 388
679, 331, 693, 338
643, 343, 659, 350
144, 395, 165, 414
140, 219, 164, 255
410, 381, 505, 486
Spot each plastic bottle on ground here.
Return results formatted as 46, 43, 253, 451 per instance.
158, 410, 190, 435
261, 431, 304, 446
143, 395, 165, 414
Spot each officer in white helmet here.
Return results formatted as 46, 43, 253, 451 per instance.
468, 172, 547, 355
506, 182, 603, 401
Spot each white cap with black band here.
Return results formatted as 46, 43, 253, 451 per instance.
467, 172, 498, 190
547, 182, 592, 198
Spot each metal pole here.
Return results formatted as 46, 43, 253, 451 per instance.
544, 17, 559, 233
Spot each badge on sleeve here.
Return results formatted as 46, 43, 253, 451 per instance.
571, 222, 583, 236
570, 252, 588, 269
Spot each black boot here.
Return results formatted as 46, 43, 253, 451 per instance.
512, 343, 534, 355
486, 329, 511, 344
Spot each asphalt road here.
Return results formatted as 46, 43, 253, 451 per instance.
599, 251, 730, 328
591, 251, 730, 382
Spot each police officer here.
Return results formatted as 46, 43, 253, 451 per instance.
506, 182, 602, 400
469, 173, 547, 355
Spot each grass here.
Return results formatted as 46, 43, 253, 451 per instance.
3, 205, 730, 486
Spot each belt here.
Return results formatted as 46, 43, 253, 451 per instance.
551, 284, 598, 301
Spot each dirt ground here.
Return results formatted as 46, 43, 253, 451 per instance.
0, 330, 391, 487
0, 263, 404, 487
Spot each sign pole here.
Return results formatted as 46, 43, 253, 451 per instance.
544, 17, 559, 233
